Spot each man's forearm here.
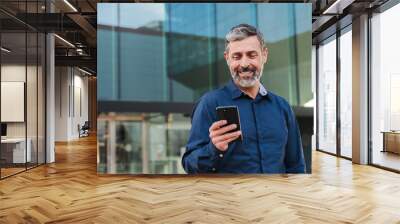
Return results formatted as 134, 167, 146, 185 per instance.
182, 142, 222, 174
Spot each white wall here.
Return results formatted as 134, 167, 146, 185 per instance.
1, 65, 26, 141
1, 65, 36, 138
55, 67, 89, 141
55, 67, 69, 141
1, 63, 46, 164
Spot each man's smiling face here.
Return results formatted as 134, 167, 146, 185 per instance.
224, 35, 268, 88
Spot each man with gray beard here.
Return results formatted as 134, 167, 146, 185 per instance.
182, 24, 305, 174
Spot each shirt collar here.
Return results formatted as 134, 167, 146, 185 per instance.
227, 79, 269, 100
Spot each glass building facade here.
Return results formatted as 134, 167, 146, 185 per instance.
97, 3, 312, 174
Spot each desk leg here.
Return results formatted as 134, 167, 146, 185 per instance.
382, 133, 386, 152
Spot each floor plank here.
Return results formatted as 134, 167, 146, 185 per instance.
1, 135, 400, 223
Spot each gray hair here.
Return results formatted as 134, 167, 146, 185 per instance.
225, 24, 265, 52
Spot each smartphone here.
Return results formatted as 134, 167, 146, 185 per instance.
216, 106, 242, 140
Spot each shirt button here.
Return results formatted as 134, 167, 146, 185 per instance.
219, 153, 223, 158
212, 168, 216, 172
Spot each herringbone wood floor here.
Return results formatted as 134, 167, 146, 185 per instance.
1, 135, 400, 224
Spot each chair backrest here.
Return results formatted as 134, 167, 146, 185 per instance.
82, 121, 90, 129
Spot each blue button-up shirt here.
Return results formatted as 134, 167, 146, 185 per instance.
182, 79, 305, 174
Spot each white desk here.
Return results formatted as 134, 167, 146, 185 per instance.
1, 138, 31, 163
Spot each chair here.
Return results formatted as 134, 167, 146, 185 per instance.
79, 121, 90, 138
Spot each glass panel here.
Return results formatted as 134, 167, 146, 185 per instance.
0, 1, 46, 178
1, 30, 27, 177
27, 31, 38, 169
97, 120, 108, 173
295, 5, 313, 106
148, 114, 189, 174
25, 0, 38, 169
38, 32, 45, 164
317, 35, 337, 154
169, 3, 217, 101
339, 28, 352, 158
258, 4, 312, 105
115, 120, 142, 173
97, 4, 119, 101
98, 113, 190, 174
98, 3, 312, 106
371, 4, 400, 171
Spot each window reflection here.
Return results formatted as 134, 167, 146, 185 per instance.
371, 4, 400, 171
317, 35, 337, 154
97, 3, 312, 106
98, 113, 190, 174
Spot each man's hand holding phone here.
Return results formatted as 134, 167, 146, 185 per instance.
209, 120, 242, 151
